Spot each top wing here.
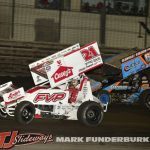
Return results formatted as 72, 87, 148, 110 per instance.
45, 42, 103, 88
29, 43, 80, 85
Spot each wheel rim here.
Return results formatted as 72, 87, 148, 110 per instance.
86, 106, 102, 124
21, 106, 34, 122
87, 110, 95, 119
99, 93, 109, 104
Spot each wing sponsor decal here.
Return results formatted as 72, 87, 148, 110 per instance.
144, 52, 150, 63
46, 42, 103, 88
29, 44, 80, 85
51, 66, 73, 83
124, 60, 141, 72
30, 61, 52, 79
80, 46, 98, 61
121, 48, 150, 78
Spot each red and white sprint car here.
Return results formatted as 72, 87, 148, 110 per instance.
0, 42, 104, 127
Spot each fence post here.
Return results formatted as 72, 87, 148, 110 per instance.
11, 0, 15, 39
100, 1, 106, 47
58, 0, 62, 43
144, 0, 149, 48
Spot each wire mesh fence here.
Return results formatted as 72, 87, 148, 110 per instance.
0, 0, 149, 49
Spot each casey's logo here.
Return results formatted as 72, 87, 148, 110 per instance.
51, 66, 73, 83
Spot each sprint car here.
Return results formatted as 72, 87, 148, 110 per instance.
92, 48, 150, 111
0, 42, 105, 127
0, 82, 25, 119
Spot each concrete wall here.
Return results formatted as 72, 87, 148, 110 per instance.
0, 0, 12, 39
14, 8, 59, 41
0, 0, 149, 49
106, 15, 145, 48
71, 0, 81, 11
147, 1, 150, 48
12, 0, 100, 44
60, 11, 100, 45
13, 5, 145, 48
14, 0, 59, 42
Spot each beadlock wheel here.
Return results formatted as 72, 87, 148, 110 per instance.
15, 101, 35, 125
77, 101, 104, 127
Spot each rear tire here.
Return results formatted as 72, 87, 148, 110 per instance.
77, 101, 104, 127
140, 89, 150, 110
15, 101, 35, 125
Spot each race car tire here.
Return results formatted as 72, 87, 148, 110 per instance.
15, 101, 35, 125
77, 101, 104, 127
0, 109, 8, 119
97, 90, 111, 104
139, 89, 150, 110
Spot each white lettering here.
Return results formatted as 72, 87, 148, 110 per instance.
56, 137, 84, 142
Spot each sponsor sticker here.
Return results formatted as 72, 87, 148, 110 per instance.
34, 92, 66, 103
3, 88, 25, 103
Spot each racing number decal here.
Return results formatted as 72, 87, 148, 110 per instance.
81, 46, 98, 61
34, 92, 66, 103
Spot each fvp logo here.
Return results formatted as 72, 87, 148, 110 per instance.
34, 93, 66, 103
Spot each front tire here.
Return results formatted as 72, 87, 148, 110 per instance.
0, 109, 8, 119
77, 101, 104, 127
15, 101, 35, 125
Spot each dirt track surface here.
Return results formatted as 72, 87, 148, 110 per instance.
1, 104, 150, 150
0, 77, 150, 149
0, 104, 150, 137
0, 77, 150, 137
